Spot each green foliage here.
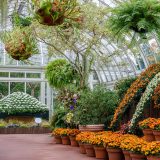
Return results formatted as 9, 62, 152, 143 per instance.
0, 92, 48, 115
115, 77, 137, 100
107, 0, 160, 40
0, 27, 38, 61
12, 12, 32, 27
50, 104, 67, 129
73, 86, 119, 127
45, 59, 78, 89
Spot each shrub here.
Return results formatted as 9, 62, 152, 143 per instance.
73, 85, 119, 127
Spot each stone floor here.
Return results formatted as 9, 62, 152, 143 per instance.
0, 134, 95, 160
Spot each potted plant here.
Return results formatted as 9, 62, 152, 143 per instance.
152, 118, 160, 141
142, 141, 160, 160
68, 129, 80, 147
73, 86, 118, 132
128, 137, 147, 160
1, 27, 38, 61
103, 133, 124, 160
120, 134, 138, 160
90, 132, 110, 159
59, 128, 71, 145
52, 128, 63, 144
32, 0, 82, 26
107, 0, 160, 40
139, 118, 156, 142
76, 132, 95, 156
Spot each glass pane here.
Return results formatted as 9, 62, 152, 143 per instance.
10, 82, 25, 93
0, 82, 8, 99
26, 82, 40, 100
26, 73, 41, 78
0, 72, 9, 77
10, 72, 25, 78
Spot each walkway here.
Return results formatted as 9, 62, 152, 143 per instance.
0, 134, 94, 160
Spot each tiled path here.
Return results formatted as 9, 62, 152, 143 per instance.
0, 134, 95, 160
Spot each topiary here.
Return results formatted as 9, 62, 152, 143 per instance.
45, 59, 78, 89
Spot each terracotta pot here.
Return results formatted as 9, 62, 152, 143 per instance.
69, 136, 79, 147
84, 144, 95, 157
143, 129, 155, 142
153, 130, 160, 141
54, 135, 62, 144
79, 124, 104, 132
130, 153, 146, 160
107, 148, 123, 160
61, 136, 71, 145
78, 142, 86, 154
147, 156, 160, 160
94, 146, 108, 159
123, 150, 131, 160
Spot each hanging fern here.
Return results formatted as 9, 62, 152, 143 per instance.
45, 59, 78, 89
107, 0, 160, 40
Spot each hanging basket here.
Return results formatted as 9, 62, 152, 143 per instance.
34, 0, 82, 27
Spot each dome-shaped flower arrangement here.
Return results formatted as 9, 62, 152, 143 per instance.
0, 92, 48, 115
1, 27, 38, 61
32, 0, 83, 27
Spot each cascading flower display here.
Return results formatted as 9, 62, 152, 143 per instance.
111, 64, 160, 129
152, 84, 160, 109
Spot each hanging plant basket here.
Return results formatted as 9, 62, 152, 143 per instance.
107, 0, 160, 40
2, 27, 38, 61
33, 0, 83, 27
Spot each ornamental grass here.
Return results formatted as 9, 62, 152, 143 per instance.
139, 118, 157, 130
110, 64, 160, 129
142, 141, 160, 156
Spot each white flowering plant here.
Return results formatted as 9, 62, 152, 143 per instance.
0, 92, 48, 115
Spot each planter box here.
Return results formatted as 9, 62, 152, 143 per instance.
79, 124, 104, 132
0, 127, 51, 134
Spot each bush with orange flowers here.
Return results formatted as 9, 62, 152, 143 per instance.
142, 141, 160, 156
89, 131, 113, 146
152, 118, 160, 131
52, 128, 64, 136
152, 84, 160, 109
103, 132, 124, 149
110, 64, 160, 130
126, 137, 147, 154
76, 132, 95, 144
68, 129, 81, 136
120, 134, 140, 151
138, 118, 157, 130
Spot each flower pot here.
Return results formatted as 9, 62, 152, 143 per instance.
78, 142, 86, 154
130, 153, 146, 160
107, 148, 123, 160
123, 150, 131, 160
69, 136, 79, 147
143, 129, 155, 142
61, 136, 71, 145
79, 124, 104, 132
54, 135, 62, 144
153, 130, 160, 141
147, 156, 160, 160
84, 144, 95, 157
94, 146, 108, 159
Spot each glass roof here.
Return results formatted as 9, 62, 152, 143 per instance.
0, 0, 159, 84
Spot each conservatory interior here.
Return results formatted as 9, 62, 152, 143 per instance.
1, 0, 160, 160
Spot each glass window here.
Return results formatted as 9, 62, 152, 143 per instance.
10, 82, 25, 93
10, 72, 25, 78
26, 73, 41, 78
